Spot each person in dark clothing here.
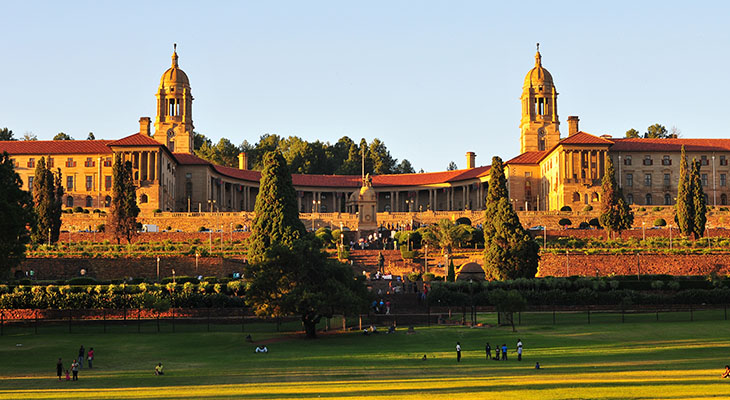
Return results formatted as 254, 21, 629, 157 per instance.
78, 345, 85, 368
56, 358, 63, 381
456, 342, 462, 362
485, 343, 492, 360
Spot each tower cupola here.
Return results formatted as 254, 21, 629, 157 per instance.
153, 44, 194, 154
519, 44, 560, 153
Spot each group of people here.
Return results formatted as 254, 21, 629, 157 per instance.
55, 345, 94, 381
454, 339, 525, 363
370, 299, 391, 314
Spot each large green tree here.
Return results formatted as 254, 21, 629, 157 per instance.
53, 132, 73, 141
421, 219, 472, 266
645, 123, 668, 139
598, 157, 633, 238
30, 157, 63, 244
625, 128, 640, 138
107, 156, 139, 244
244, 150, 367, 338
675, 146, 694, 236
0, 128, 15, 141
690, 158, 707, 239
0, 152, 33, 276
483, 156, 539, 280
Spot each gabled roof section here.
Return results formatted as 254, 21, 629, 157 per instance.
173, 153, 211, 165
108, 133, 163, 147
0, 140, 114, 155
506, 151, 546, 165
610, 138, 730, 152
560, 131, 614, 145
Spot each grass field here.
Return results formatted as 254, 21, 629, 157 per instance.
1, 313, 730, 399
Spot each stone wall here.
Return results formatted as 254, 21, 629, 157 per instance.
537, 252, 730, 277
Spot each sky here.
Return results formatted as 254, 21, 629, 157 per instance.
1, 1, 729, 172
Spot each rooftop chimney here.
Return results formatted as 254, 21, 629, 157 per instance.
238, 152, 248, 170
139, 117, 151, 136
466, 152, 476, 169
568, 116, 579, 136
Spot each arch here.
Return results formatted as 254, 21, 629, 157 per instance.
66, 196, 74, 208
591, 192, 599, 202
85, 196, 93, 208
664, 193, 671, 205
140, 194, 148, 204
645, 193, 652, 205
572, 192, 580, 202
104, 196, 111, 207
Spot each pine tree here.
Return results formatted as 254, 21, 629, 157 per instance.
690, 158, 707, 239
248, 151, 305, 263
31, 157, 63, 244
107, 156, 139, 244
0, 152, 33, 275
483, 156, 540, 280
598, 157, 633, 238
675, 146, 694, 236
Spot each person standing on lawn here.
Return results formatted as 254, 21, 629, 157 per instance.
77, 345, 85, 368
456, 342, 462, 362
87, 348, 94, 369
56, 358, 63, 381
71, 359, 79, 381
517, 339, 523, 361
485, 343, 492, 360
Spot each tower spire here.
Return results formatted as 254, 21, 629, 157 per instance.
535, 42, 542, 67
172, 43, 179, 68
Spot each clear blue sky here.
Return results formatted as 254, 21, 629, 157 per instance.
1, 1, 728, 172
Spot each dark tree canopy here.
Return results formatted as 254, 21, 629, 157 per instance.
53, 132, 74, 141
675, 146, 693, 237
31, 157, 63, 244
690, 158, 707, 239
0, 127, 15, 141
447, 161, 458, 171
107, 156, 139, 244
598, 157, 633, 238
86, 132, 96, 140
645, 124, 668, 139
0, 152, 33, 275
483, 156, 539, 280
625, 128, 640, 138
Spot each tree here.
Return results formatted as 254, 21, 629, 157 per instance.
22, 132, 37, 141
668, 126, 681, 138
675, 146, 694, 237
107, 156, 139, 243
244, 150, 367, 338
53, 132, 73, 141
195, 138, 240, 167
421, 219, 472, 267
394, 159, 415, 174
86, 132, 96, 140
0, 152, 33, 276
447, 161, 458, 171
644, 124, 668, 139
0, 128, 15, 141
483, 156, 540, 280
598, 157, 633, 238
625, 129, 640, 138
690, 159, 707, 239
369, 138, 396, 174
489, 289, 526, 332
446, 260, 456, 282
30, 157, 63, 244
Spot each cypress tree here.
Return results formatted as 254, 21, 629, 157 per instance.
675, 146, 694, 236
0, 152, 33, 275
446, 260, 456, 282
598, 157, 633, 239
107, 156, 139, 244
248, 150, 305, 263
483, 156, 539, 280
690, 158, 707, 239
31, 157, 63, 244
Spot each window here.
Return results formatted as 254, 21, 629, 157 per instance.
664, 193, 671, 205
104, 195, 111, 207
86, 176, 93, 190
28, 176, 34, 189
105, 176, 112, 190
661, 155, 671, 165
624, 156, 632, 166
103, 157, 112, 167
573, 192, 581, 202
722, 194, 728, 206
525, 172, 531, 177
644, 174, 652, 187
84, 157, 95, 167
645, 193, 652, 205
663, 173, 670, 186
721, 174, 727, 187
721, 156, 728, 166
701, 174, 708, 187
66, 176, 74, 191
27, 158, 35, 168
627, 193, 634, 205
140, 194, 148, 204
626, 173, 633, 187
85, 196, 93, 208
643, 155, 653, 166
591, 192, 599, 202
48, 157, 54, 168
66, 196, 74, 207
65, 157, 76, 167
701, 155, 709, 166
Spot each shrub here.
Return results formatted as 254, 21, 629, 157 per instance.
73, 206, 84, 213
588, 218, 600, 228
560, 206, 572, 212
407, 272, 421, 282
578, 221, 590, 229
422, 272, 436, 282
654, 218, 666, 227
96, 224, 105, 232
583, 205, 593, 212
637, 207, 646, 212
83, 209, 90, 214
558, 218, 572, 227
198, 226, 208, 232
153, 209, 162, 213
650, 280, 665, 290
455, 217, 471, 226
67, 277, 98, 285
719, 207, 729, 212
652, 206, 662, 212
92, 209, 101, 214
399, 245, 416, 260
235, 224, 243, 230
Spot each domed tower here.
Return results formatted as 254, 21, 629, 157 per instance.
153, 44, 194, 154
520, 44, 560, 153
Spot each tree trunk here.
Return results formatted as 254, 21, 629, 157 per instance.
302, 313, 321, 339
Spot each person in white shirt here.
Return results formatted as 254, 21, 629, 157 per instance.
517, 339, 523, 361
456, 342, 462, 362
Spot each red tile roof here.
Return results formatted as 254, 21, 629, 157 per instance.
173, 153, 212, 165
108, 133, 162, 147
0, 140, 114, 155
560, 131, 614, 145
506, 151, 546, 164
609, 138, 730, 152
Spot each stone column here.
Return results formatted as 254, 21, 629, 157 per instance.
395, 191, 400, 212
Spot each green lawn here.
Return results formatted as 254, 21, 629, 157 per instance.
1, 315, 729, 399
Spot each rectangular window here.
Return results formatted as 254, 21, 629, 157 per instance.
27, 158, 35, 168
84, 157, 95, 167
702, 173, 708, 186
66, 176, 74, 191
66, 157, 76, 168
624, 156, 632, 166
662, 155, 671, 166
48, 157, 54, 168
103, 157, 112, 167
525, 172, 531, 178
643, 156, 653, 166
28, 176, 34, 189
721, 156, 728, 166
105, 176, 112, 190
701, 155, 709, 166
644, 174, 652, 187
663, 173, 670, 186
721, 174, 727, 187
86, 176, 93, 191
626, 173, 633, 187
